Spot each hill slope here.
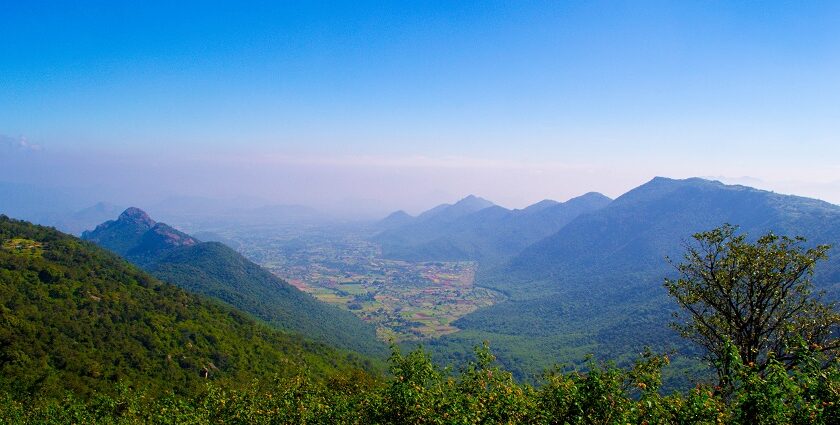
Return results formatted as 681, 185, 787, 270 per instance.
83, 209, 386, 358
426, 178, 840, 380
0, 216, 371, 398
376, 192, 612, 263
505, 177, 840, 289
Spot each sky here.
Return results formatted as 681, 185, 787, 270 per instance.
2, 1, 840, 214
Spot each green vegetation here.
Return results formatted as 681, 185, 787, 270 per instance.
666, 224, 839, 396
2, 216, 839, 422
426, 177, 840, 382
242, 226, 505, 341
82, 208, 386, 357
148, 242, 387, 356
1, 237, 43, 258
0, 216, 373, 399
2, 344, 838, 424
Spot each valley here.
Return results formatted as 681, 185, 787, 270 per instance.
4, 177, 840, 421
5, 3, 840, 420
175, 177, 840, 383
208, 226, 506, 341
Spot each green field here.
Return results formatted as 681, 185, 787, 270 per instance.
290, 260, 505, 341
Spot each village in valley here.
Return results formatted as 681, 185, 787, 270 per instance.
230, 227, 505, 341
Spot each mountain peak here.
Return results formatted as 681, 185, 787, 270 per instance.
118, 207, 156, 227
523, 199, 560, 212
385, 210, 412, 219
454, 195, 494, 209
647, 176, 719, 188
574, 192, 613, 203
376, 210, 415, 230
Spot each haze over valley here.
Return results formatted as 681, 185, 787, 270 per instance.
2, 1, 840, 422
6, 175, 839, 386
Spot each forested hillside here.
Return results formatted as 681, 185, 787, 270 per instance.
83, 208, 387, 357
505, 177, 840, 288
0, 216, 372, 399
2, 215, 838, 424
425, 178, 840, 381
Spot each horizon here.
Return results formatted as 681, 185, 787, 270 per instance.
3, 173, 840, 222
3, 1, 840, 214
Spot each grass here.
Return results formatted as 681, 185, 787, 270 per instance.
1, 238, 44, 258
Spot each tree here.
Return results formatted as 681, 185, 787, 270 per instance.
665, 224, 839, 392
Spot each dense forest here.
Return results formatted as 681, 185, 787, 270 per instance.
417, 178, 840, 382
2, 344, 838, 424
2, 215, 839, 423
0, 216, 374, 400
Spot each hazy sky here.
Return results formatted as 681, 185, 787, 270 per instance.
2, 1, 839, 213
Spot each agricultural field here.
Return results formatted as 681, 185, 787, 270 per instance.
223, 226, 505, 341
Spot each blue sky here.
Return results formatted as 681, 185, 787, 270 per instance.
2, 1, 839, 210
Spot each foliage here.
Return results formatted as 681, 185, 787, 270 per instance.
2, 344, 838, 424
82, 208, 386, 357
3, 215, 840, 422
429, 177, 840, 388
148, 242, 387, 357
665, 224, 839, 393
0, 216, 374, 399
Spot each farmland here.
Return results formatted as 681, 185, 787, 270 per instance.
219, 225, 505, 341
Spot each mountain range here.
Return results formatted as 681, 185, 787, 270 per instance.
502, 177, 840, 291
375, 192, 612, 264
5, 175, 840, 388
82, 208, 386, 357
419, 177, 840, 381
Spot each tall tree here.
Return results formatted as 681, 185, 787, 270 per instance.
665, 224, 839, 391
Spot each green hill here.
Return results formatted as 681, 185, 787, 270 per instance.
425, 178, 840, 383
83, 208, 386, 357
2, 216, 838, 423
505, 177, 840, 287
0, 216, 373, 399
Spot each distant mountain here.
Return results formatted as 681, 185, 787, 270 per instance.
375, 192, 612, 264
239, 204, 330, 225
505, 177, 840, 286
0, 216, 371, 398
428, 178, 840, 381
82, 207, 159, 256
83, 208, 386, 358
521, 199, 560, 212
148, 195, 269, 217
127, 222, 200, 266
55, 202, 126, 235
416, 195, 495, 222
376, 210, 414, 230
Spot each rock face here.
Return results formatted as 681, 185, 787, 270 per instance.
126, 222, 199, 264
82, 207, 198, 263
118, 207, 156, 228
82, 207, 158, 256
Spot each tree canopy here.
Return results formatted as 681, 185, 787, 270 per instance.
665, 224, 840, 392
